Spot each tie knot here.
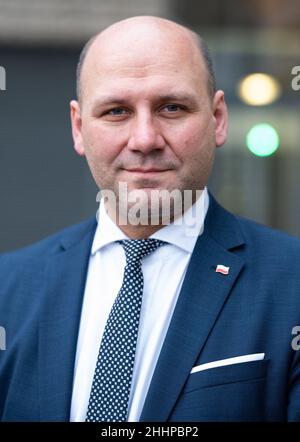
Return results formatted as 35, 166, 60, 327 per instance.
118, 238, 167, 264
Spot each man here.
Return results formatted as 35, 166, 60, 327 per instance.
0, 16, 300, 422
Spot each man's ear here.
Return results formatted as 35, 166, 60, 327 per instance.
70, 100, 85, 156
212, 90, 228, 148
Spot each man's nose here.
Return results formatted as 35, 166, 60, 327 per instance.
127, 113, 166, 153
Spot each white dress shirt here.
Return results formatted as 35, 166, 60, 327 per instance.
70, 188, 209, 422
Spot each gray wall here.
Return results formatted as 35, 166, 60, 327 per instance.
0, 47, 98, 252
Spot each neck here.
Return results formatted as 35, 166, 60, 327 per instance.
115, 223, 165, 239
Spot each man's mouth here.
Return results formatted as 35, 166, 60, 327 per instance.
123, 168, 170, 174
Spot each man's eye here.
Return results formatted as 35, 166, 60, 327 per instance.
107, 108, 128, 116
162, 104, 184, 113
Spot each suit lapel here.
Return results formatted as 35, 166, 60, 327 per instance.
140, 197, 245, 421
39, 219, 96, 421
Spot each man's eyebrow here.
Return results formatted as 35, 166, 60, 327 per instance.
91, 97, 128, 108
157, 94, 197, 103
90, 93, 198, 109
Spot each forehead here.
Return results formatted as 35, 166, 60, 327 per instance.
81, 24, 208, 103
84, 63, 206, 109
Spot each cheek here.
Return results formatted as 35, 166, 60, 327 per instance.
82, 124, 122, 163
175, 131, 205, 159
182, 119, 215, 155
173, 122, 215, 182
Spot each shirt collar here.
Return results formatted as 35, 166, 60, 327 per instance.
91, 187, 209, 255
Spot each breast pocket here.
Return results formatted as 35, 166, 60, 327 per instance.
170, 360, 269, 422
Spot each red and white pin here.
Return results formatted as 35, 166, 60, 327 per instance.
216, 264, 230, 275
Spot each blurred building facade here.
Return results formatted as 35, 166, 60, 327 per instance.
0, 0, 299, 252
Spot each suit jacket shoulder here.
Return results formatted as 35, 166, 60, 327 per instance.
206, 195, 300, 265
0, 217, 96, 262
0, 217, 96, 334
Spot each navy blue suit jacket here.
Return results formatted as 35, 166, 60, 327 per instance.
1, 196, 300, 421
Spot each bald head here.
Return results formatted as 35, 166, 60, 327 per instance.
76, 16, 216, 103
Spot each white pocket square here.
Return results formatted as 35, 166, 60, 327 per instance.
190, 353, 265, 374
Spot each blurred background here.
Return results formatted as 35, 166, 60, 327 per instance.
0, 0, 299, 252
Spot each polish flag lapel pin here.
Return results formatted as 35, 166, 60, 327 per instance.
216, 264, 230, 275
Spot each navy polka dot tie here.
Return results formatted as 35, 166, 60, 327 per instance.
85, 238, 166, 422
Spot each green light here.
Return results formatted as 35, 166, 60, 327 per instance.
246, 123, 280, 157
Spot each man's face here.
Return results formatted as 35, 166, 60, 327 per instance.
71, 21, 228, 216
